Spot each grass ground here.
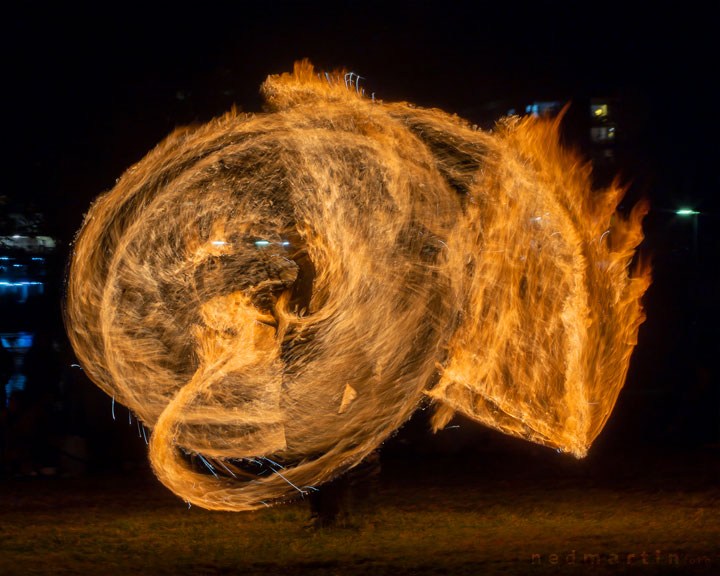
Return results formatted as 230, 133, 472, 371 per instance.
1, 445, 718, 575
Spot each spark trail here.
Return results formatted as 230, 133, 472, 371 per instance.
65, 60, 650, 510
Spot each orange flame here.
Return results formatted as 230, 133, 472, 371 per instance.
65, 61, 649, 510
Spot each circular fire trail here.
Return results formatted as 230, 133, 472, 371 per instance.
65, 61, 650, 510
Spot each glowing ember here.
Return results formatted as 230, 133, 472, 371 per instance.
65, 60, 650, 510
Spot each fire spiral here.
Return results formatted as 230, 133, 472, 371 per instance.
65, 60, 650, 510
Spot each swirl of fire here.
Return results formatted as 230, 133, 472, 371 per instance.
65, 61, 649, 510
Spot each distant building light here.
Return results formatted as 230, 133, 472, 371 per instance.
255, 240, 270, 247
211, 241, 227, 246
0, 235, 56, 252
0, 331, 34, 350
525, 101, 563, 118
4, 373, 26, 403
676, 208, 699, 216
590, 103, 609, 120
590, 125, 616, 143
0, 282, 44, 303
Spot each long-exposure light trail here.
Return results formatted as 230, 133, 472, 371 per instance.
65, 61, 649, 510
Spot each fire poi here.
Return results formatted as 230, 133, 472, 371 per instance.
65, 60, 650, 510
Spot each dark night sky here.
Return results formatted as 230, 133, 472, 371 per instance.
2, 1, 718, 241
